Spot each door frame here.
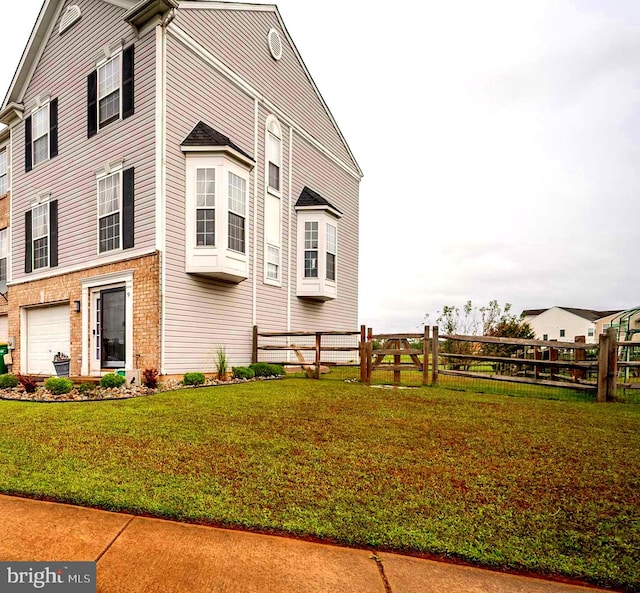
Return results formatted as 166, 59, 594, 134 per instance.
81, 271, 134, 376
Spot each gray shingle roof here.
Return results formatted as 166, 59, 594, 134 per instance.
523, 307, 624, 321
181, 121, 254, 162
295, 186, 342, 215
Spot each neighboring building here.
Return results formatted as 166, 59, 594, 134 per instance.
0, 0, 362, 376
600, 307, 640, 342
522, 307, 622, 344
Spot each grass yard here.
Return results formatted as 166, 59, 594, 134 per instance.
0, 380, 638, 591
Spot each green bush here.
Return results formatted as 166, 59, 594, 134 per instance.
232, 366, 255, 380
100, 373, 127, 388
44, 377, 73, 395
183, 372, 206, 386
78, 382, 96, 394
249, 363, 284, 378
0, 374, 19, 389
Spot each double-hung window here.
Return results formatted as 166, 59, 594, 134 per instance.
97, 167, 135, 254
196, 168, 215, 246
88, 45, 134, 137
98, 56, 121, 128
24, 200, 58, 273
0, 150, 7, 195
228, 172, 246, 253
304, 222, 319, 278
98, 173, 121, 252
24, 99, 58, 172
32, 204, 49, 270
326, 223, 337, 281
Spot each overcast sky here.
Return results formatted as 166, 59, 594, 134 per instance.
2, 1, 639, 332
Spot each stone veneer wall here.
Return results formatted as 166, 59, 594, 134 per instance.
8, 252, 160, 375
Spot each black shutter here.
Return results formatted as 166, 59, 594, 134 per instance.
49, 98, 58, 158
25, 116, 32, 172
49, 200, 58, 268
122, 45, 134, 120
122, 167, 135, 249
87, 70, 97, 138
24, 211, 32, 273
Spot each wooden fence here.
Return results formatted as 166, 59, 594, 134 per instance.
254, 325, 636, 402
253, 326, 363, 380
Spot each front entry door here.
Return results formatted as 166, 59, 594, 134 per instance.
99, 287, 126, 369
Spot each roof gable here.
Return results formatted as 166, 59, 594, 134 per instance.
172, 3, 362, 178
523, 306, 624, 322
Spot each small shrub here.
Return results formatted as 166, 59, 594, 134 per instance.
216, 346, 228, 380
232, 366, 255, 380
183, 372, 206, 386
100, 373, 127, 388
0, 374, 19, 389
143, 368, 159, 389
17, 374, 38, 393
44, 377, 73, 395
249, 363, 285, 378
77, 382, 96, 394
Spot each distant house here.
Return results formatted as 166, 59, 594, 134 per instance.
599, 307, 640, 341
522, 307, 622, 344
0, 0, 362, 376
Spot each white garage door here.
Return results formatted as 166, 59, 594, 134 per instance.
0, 316, 7, 343
26, 304, 70, 375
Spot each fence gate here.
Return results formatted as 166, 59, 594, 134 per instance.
364, 329, 430, 385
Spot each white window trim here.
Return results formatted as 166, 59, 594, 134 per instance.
183, 152, 251, 282
96, 167, 124, 255
227, 170, 247, 254
31, 103, 50, 168
296, 207, 340, 301
263, 115, 283, 285
0, 228, 8, 285
326, 222, 337, 281
195, 167, 216, 248
97, 51, 123, 130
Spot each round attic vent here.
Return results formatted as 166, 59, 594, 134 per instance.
268, 28, 283, 61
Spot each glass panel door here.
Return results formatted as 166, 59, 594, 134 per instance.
101, 287, 125, 368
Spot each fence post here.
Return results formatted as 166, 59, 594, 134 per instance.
315, 332, 322, 379
549, 340, 558, 381
423, 326, 430, 385
597, 332, 608, 402
366, 327, 373, 384
534, 346, 541, 380
252, 325, 258, 364
393, 339, 401, 385
606, 327, 617, 401
359, 325, 367, 383
432, 326, 439, 385
573, 336, 586, 381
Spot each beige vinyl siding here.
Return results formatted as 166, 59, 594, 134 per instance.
164, 35, 256, 373
173, 7, 358, 174
163, 10, 359, 373
12, 0, 157, 282
289, 133, 359, 332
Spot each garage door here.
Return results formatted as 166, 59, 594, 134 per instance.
26, 304, 70, 375
0, 316, 7, 343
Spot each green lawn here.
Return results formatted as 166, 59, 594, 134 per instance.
0, 380, 638, 591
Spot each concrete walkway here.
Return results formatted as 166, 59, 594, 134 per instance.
0, 494, 611, 593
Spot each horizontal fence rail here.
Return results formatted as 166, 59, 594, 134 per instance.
253, 325, 636, 401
